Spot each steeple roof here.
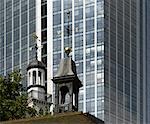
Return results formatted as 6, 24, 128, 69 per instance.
53, 57, 82, 88
27, 60, 46, 71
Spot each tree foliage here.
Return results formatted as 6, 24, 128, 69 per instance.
0, 70, 37, 121
39, 108, 44, 116
45, 106, 49, 115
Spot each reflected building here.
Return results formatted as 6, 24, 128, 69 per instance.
0, 0, 148, 123
51, 0, 147, 123
0, 0, 37, 88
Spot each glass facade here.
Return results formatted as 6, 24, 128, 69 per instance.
41, 0, 47, 65
52, 0, 147, 123
104, 0, 138, 123
0, 0, 148, 123
0, 0, 36, 88
146, 0, 150, 123
52, 0, 104, 121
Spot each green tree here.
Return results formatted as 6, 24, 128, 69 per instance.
39, 108, 44, 116
27, 107, 37, 117
0, 70, 36, 121
45, 106, 49, 115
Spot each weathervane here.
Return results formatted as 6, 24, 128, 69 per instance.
66, 11, 71, 39
32, 33, 43, 60
64, 11, 72, 57
34, 44, 38, 60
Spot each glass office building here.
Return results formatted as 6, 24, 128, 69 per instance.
104, 0, 147, 123
0, 0, 36, 88
52, 0, 147, 123
52, 0, 104, 120
146, 0, 150, 123
0, 0, 148, 123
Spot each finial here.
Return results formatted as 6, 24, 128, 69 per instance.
32, 33, 39, 60
64, 47, 72, 57
35, 44, 38, 60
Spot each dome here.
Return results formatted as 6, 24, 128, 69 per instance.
27, 60, 46, 71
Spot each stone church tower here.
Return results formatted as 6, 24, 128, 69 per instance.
52, 48, 82, 113
27, 43, 51, 114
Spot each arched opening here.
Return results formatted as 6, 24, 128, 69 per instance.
60, 86, 69, 104
33, 71, 36, 84
38, 71, 41, 85
29, 72, 31, 85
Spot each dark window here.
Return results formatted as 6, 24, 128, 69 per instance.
42, 56, 47, 66
41, 30, 47, 42
38, 71, 41, 85
42, 43, 47, 55
42, 17, 47, 29
29, 72, 31, 83
41, 4, 47, 16
33, 71, 36, 84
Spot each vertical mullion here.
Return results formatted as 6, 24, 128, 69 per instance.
129, 0, 132, 123
61, 0, 64, 58
4, 0, 6, 76
116, 0, 118, 123
19, 0, 21, 69
108, 0, 111, 123
72, 0, 75, 60
12, 0, 14, 72
94, 0, 97, 117
83, 0, 86, 113
27, 0, 30, 64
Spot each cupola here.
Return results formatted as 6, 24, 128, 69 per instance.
26, 38, 51, 115
27, 59, 46, 101
52, 47, 82, 113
